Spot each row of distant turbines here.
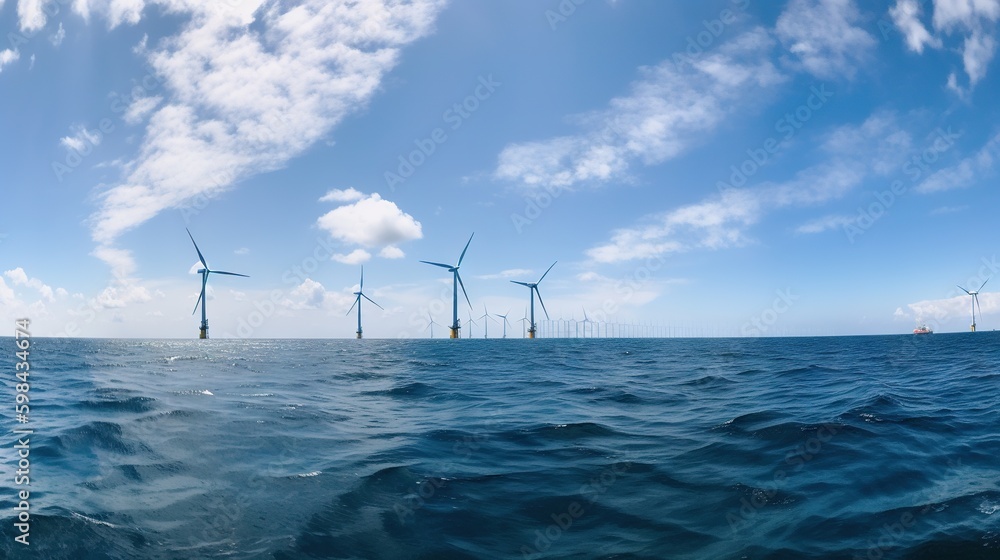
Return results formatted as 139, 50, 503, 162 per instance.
186, 230, 556, 339
185, 229, 992, 338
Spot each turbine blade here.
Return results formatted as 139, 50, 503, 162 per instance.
537, 261, 557, 283
362, 293, 384, 310
978, 277, 990, 292
192, 286, 205, 315
457, 272, 472, 308
975, 294, 982, 324
360, 265, 364, 291
511, 281, 531, 287
457, 233, 474, 267
186, 228, 208, 268
421, 260, 453, 270
211, 270, 249, 277
347, 295, 360, 316
958, 285, 972, 295
535, 287, 550, 320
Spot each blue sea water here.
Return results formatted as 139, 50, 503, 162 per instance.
0, 334, 998, 559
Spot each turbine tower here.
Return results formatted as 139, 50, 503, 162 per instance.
347, 266, 383, 339
958, 277, 989, 332
421, 233, 474, 339
187, 228, 248, 339
511, 261, 556, 339
478, 304, 497, 339
581, 307, 594, 338
494, 308, 512, 338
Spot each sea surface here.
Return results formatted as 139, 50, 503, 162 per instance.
1, 334, 999, 559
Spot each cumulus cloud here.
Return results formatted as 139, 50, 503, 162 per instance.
60, 125, 102, 153
3, 267, 58, 302
0, 49, 21, 73
317, 192, 422, 250
332, 249, 372, 265
890, 0, 942, 53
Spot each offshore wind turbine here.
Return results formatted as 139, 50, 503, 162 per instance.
426, 313, 441, 338
511, 262, 556, 339
478, 304, 497, 339
467, 311, 478, 338
494, 309, 512, 338
421, 233, 474, 338
186, 228, 248, 339
958, 277, 989, 332
581, 307, 594, 338
347, 266, 383, 339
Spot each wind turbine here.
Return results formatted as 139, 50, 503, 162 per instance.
511, 262, 556, 339
467, 311, 478, 338
421, 234, 474, 338
581, 307, 594, 338
426, 313, 441, 338
347, 266, 383, 339
958, 277, 989, 332
187, 228, 248, 339
478, 304, 497, 339
494, 308, 512, 338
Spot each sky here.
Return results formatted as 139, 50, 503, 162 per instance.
1, 0, 999, 338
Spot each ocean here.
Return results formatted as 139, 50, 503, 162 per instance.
1, 334, 998, 559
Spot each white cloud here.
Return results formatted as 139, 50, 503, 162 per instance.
319, 187, 365, 202
124, 95, 163, 125
17, 0, 49, 32
0, 49, 21, 73
60, 125, 102, 153
892, 0, 1000, 92
4, 267, 57, 302
795, 214, 856, 234
332, 249, 372, 265
476, 268, 534, 280
775, 0, 876, 79
378, 245, 404, 259
234, 247, 250, 255
586, 113, 905, 262
317, 192, 422, 248
86, 0, 446, 283
891, 0, 942, 53
907, 291, 999, 323
494, 29, 785, 190
50, 22, 66, 46
915, 131, 1000, 193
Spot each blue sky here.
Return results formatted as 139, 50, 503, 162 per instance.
1, 0, 999, 338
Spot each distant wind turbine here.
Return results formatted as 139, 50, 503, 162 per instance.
494, 308, 512, 338
478, 304, 497, 339
347, 266, 383, 339
421, 233, 474, 338
518, 308, 529, 339
958, 277, 989, 332
187, 228, 248, 339
467, 311, 478, 338
426, 313, 441, 339
511, 262, 556, 339
581, 307, 594, 338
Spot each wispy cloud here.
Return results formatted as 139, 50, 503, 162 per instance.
586, 113, 909, 262
494, 28, 785, 190
890, 0, 1000, 94
795, 214, 856, 234
88, 0, 445, 247
915, 132, 1000, 193
775, 0, 876, 79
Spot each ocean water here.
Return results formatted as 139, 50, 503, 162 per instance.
1, 334, 998, 559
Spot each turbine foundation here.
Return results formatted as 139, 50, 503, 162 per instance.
450, 327, 459, 339
356, 330, 363, 339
